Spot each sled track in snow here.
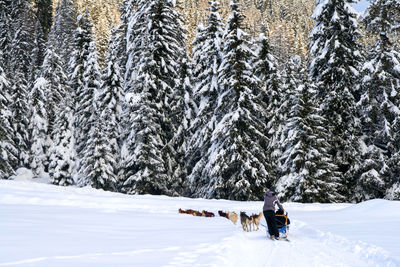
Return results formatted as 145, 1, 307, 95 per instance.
217, 220, 399, 267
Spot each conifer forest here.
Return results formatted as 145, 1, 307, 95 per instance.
1, 0, 400, 202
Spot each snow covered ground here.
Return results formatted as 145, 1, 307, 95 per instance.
1, 174, 399, 267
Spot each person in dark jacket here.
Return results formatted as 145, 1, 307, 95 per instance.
263, 186, 284, 240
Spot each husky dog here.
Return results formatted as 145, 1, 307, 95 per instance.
240, 212, 252, 231
250, 212, 263, 231
228, 211, 238, 225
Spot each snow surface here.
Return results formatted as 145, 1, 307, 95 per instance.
1, 174, 400, 267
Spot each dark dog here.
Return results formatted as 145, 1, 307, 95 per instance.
202, 210, 215, 217
218, 210, 229, 219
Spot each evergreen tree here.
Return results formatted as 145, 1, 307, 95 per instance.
386, 149, 400, 200
252, 32, 281, 185
386, 181, 400, 200
188, 1, 223, 194
85, 35, 124, 192
31, 19, 46, 79
76, 41, 102, 186
120, 72, 168, 194
187, 9, 218, 191
166, 54, 191, 195
113, 0, 134, 80
0, 60, 16, 179
124, 0, 143, 86
6, 0, 43, 169
356, 0, 400, 201
9, 0, 41, 78
49, 98, 75, 186
277, 81, 343, 203
29, 77, 49, 178
0, 0, 12, 69
201, 0, 269, 200
33, 0, 53, 40
309, 0, 363, 200
68, 12, 98, 186
276, 56, 304, 168
40, 45, 70, 139
279, 56, 303, 132
83, 108, 109, 190
120, 0, 187, 195
169, 57, 195, 196
48, 0, 78, 65
8, 80, 30, 170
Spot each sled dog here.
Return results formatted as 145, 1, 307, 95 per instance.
250, 212, 263, 231
240, 212, 252, 232
228, 211, 238, 225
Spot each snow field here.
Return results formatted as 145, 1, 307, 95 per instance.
1, 179, 399, 267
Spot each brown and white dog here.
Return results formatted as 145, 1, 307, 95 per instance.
250, 212, 263, 231
178, 209, 202, 216
240, 211, 252, 232
219, 210, 238, 225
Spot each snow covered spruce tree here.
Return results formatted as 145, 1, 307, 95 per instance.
168, 57, 195, 196
188, 0, 223, 195
0, 59, 16, 179
83, 35, 124, 192
198, 0, 269, 200
120, 0, 188, 195
113, 0, 137, 80
29, 77, 49, 178
0, 0, 12, 69
252, 32, 282, 187
31, 17, 46, 78
123, 0, 144, 86
165, 29, 192, 195
48, 0, 77, 66
48, 97, 75, 186
309, 0, 363, 200
276, 56, 305, 173
40, 45, 70, 139
33, 0, 53, 41
7, 0, 42, 169
83, 107, 113, 190
68, 12, 100, 186
356, 0, 400, 201
77, 41, 102, 187
277, 79, 344, 203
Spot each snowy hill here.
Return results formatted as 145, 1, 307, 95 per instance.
1, 179, 399, 267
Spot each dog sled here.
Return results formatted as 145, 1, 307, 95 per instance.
263, 211, 290, 241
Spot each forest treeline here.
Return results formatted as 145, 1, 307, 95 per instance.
1, 0, 400, 202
